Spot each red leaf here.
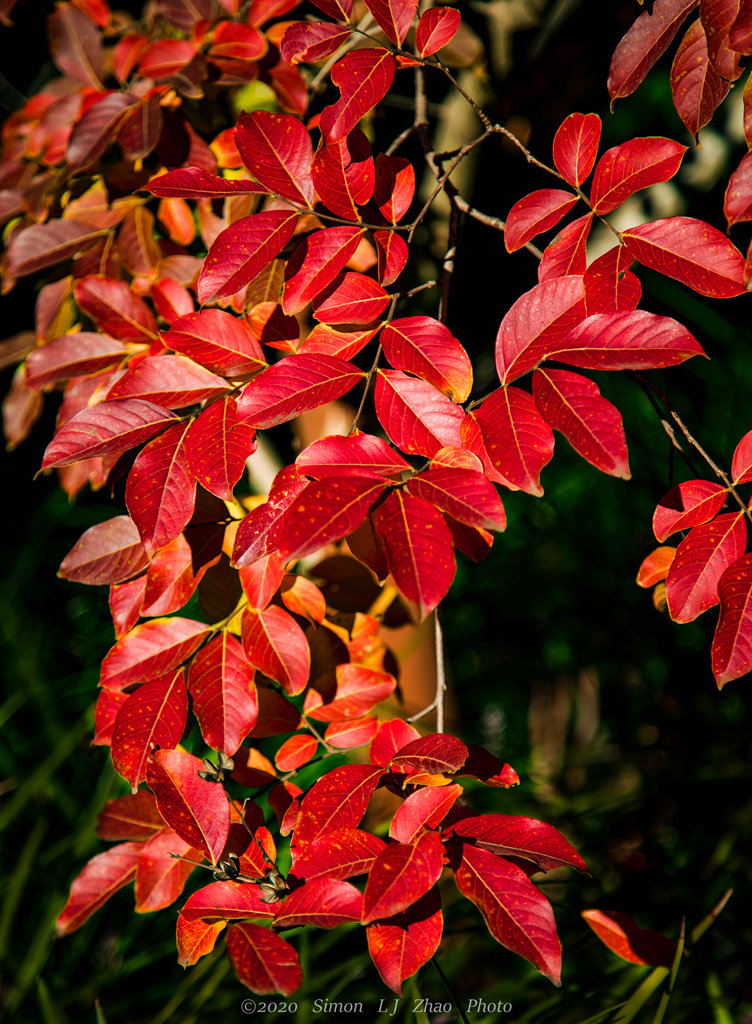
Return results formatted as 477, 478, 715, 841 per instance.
275, 734, 318, 772
455, 844, 561, 984
283, 226, 364, 315
373, 490, 456, 619
112, 670, 188, 790
5, 220, 106, 278
732, 430, 752, 485
67, 92, 138, 170
185, 396, 256, 501
390, 784, 462, 843
590, 137, 686, 215
275, 474, 386, 562
504, 189, 579, 253
471, 387, 555, 496
75, 276, 158, 343
56, 842, 141, 936
180, 879, 274, 922
292, 828, 386, 880
100, 617, 209, 690
197, 210, 299, 304
227, 922, 302, 996
237, 353, 362, 429
42, 399, 177, 470
724, 150, 752, 229
363, 0, 417, 43
164, 309, 266, 377
147, 748, 230, 863
450, 813, 585, 871
548, 309, 706, 370
552, 112, 601, 187
582, 909, 677, 967
374, 370, 465, 458
239, 554, 285, 610
584, 245, 642, 314
538, 214, 593, 282
232, 466, 307, 567
325, 715, 380, 747
608, 0, 698, 102
188, 632, 258, 755
637, 546, 676, 588
296, 432, 410, 478
280, 21, 352, 64
106, 355, 229, 409
235, 111, 314, 208
134, 829, 200, 913
712, 553, 752, 686
653, 480, 728, 541
374, 229, 409, 285
373, 154, 415, 224
366, 889, 442, 994
307, 664, 396, 721
405, 467, 507, 530
306, 0, 352, 21
665, 512, 747, 622
146, 168, 266, 199
59, 515, 147, 585
702, 0, 744, 77
671, 18, 729, 137
320, 49, 396, 143
292, 764, 385, 850
118, 93, 162, 162
48, 2, 104, 87
495, 275, 586, 385
381, 316, 473, 402
241, 605, 310, 695
730, 0, 752, 52
274, 877, 363, 928
96, 790, 164, 841
391, 733, 468, 776
313, 272, 389, 324
176, 916, 226, 967
140, 534, 211, 617
370, 718, 421, 766
416, 7, 461, 57
125, 421, 196, 554
532, 368, 630, 479
362, 832, 443, 923
25, 333, 132, 390
311, 129, 375, 221
459, 745, 519, 788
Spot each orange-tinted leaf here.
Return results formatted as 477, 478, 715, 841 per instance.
552, 112, 601, 187
637, 545, 676, 587
176, 915, 226, 966
712, 553, 752, 686
665, 512, 747, 622
241, 605, 310, 695
590, 137, 686, 215
653, 480, 728, 541
112, 670, 188, 790
227, 922, 302, 996
582, 909, 677, 967
188, 632, 258, 755
307, 664, 396, 721
56, 842, 141, 936
324, 715, 379, 747
147, 748, 230, 864
274, 877, 363, 928
275, 733, 318, 771
100, 617, 209, 690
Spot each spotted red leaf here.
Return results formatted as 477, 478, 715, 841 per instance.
236, 354, 363, 429
504, 189, 579, 253
391, 733, 468, 776
241, 605, 310, 696
449, 813, 586, 872
653, 480, 728, 541
59, 515, 148, 585
363, 0, 417, 44
320, 49, 396, 143
180, 879, 275, 922
416, 7, 461, 56
232, 466, 307, 567
454, 844, 561, 984
405, 467, 507, 531
730, 0, 752, 52
590, 137, 686, 215
532, 368, 630, 479
42, 400, 172, 471
227, 922, 302, 996
292, 764, 385, 851
712, 554, 752, 687
106, 355, 229, 409
374, 370, 465, 458
197, 210, 299, 304
280, 21, 352, 64
373, 154, 415, 224
552, 112, 601, 186
372, 490, 456, 619
134, 828, 201, 913
146, 748, 230, 864
582, 910, 677, 967
370, 718, 421, 766
313, 272, 389, 324
187, 632, 258, 755
74, 276, 158, 343
390, 784, 462, 844
538, 214, 593, 282
125, 421, 196, 555
608, 0, 698, 102
111, 670, 188, 790
145, 168, 267, 199
665, 512, 747, 622
163, 309, 266, 378
56, 842, 141, 936
584, 245, 641, 314
374, 229, 409, 285
185, 396, 256, 501
548, 310, 706, 370
471, 387, 555, 496
283, 225, 364, 315
274, 877, 363, 928
307, 664, 396, 722
362, 832, 443, 924
381, 316, 473, 402
671, 17, 729, 137
296, 432, 411, 478
176, 916, 226, 967
292, 828, 386, 880
311, 129, 375, 221
366, 889, 443, 995
235, 111, 314, 208
99, 617, 210, 690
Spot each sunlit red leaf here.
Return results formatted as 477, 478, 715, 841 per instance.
100, 617, 209, 690
584, 245, 641, 314
106, 355, 229, 409
163, 309, 266, 378
391, 733, 468, 776
671, 17, 729, 137
237, 353, 362, 430
227, 922, 302, 996
373, 154, 415, 224
140, 533, 212, 617
75, 276, 158, 343
235, 111, 314, 208
582, 909, 677, 967
325, 715, 380, 747
495, 275, 586, 385
505, 189, 579, 253
146, 168, 266, 199
370, 718, 421, 766
311, 129, 374, 221
374, 229, 409, 286
712, 554, 752, 686
320, 48, 396, 143
374, 370, 465, 458
406, 466, 507, 531
306, 0, 352, 20
93, 688, 128, 746
381, 316, 472, 402
283, 226, 364, 315
552, 112, 601, 186
416, 6, 461, 56
56, 842, 141, 936
362, 832, 443, 924
537, 214, 593, 282
653, 480, 728, 541
665, 512, 747, 622
548, 309, 705, 370
125, 421, 196, 554
471, 387, 554, 496
590, 137, 686, 215
637, 545, 676, 588
232, 466, 307, 567
363, 0, 417, 44
732, 430, 752, 485
42, 399, 176, 470
307, 664, 396, 722
176, 915, 226, 966
134, 828, 200, 913
608, 0, 698, 102
111, 670, 188, 790
390, 784, 462, 844
185, 396, 256, 502
455, 844, 561, 984
188, 632, 258, 755
280, 21, 352, 64
292, 827, 385, 882
312, 272, 388, 325
450, 813, 585, 871
292, 764, 385, 850
724, 150, 752, 229
366, 888, 442, 994
274, 877, 363, 928
296, 432, 410, 478
147, 748, 230, 864
59, 515, 147, 585
241, 605, 310, 695
274, 733, 318, 772
372, 490, 456, 619
532, 368, 630, 479
198, 210, 299, 304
